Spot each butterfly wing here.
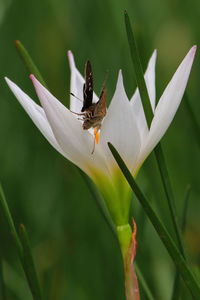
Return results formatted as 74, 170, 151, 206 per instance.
82, 60, 93, 112
94, 88, 107, 118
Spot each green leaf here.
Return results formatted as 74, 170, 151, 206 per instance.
171, 185, 191, 300
15, 40, 47, 88
184, 93, 200, 149
108, 142, 200, 299
154, 144, 186, 258
19, 224, 43, 300
0, 260, 7, 300
0, 184, 42, 300
0, 184, 22, 257
124, 10, 153, 128
135, 263, 154, 300
181, 185, 191, 232
125, 8, 186, 271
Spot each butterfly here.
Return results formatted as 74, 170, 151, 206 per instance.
70, 60, 107, 154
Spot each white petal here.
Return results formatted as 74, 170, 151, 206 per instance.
68, 51, 99, 113
136, 46, 197, 169
100, 71, 141, 172
5, 77, 65, 156
30, 75, 110, 177
130, 50, 157, 143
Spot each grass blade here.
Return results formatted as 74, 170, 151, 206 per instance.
154, 144, 186, 258
124, 10, 153, 128
15, 40, 47, 88
108, 142, 200, 299
181, 185, 191, 232
171, 186, 191, 300
184, 94, 200, 149
0, 184, 22, 257
124, 9, 186, 262
19, 224, 43, 300
0, 184, 42, 300
135, 263, 154, 300
0, 260, 7, 300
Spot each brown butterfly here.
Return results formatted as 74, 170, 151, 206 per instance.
70, 60, 107, 154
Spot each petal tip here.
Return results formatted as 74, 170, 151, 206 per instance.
192, 45, 197, 55
29, 74, 35, 81
67, 50, 75, 69
4, 77, 13, 86
153, 49, 157, 57
67, 50, 72, 59
117, 69, 123, 83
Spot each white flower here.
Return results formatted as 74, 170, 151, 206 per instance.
5, 46, 196, 226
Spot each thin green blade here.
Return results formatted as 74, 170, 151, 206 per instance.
15, 40, 47, 88
108, 142, 200, 299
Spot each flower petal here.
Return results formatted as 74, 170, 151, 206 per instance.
30, 75, 110, 178
100, 71, 141, 173
135, 46, 197, 169
130, 50, 157, 143
68, 51, 99, 113
5, 77, 65, 156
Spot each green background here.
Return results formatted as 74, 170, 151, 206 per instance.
0, 0, 200, 299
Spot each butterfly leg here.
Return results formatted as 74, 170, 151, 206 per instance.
70, 110, 85, 116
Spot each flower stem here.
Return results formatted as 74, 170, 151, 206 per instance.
124, 220, 140, 300
108, 142, 200, 299
78, 168, 117, 238
116, 223, 132, 260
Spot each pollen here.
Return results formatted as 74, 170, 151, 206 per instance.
94, 128, 100, 144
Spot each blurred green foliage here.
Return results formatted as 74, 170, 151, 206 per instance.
0, 0, 200, 299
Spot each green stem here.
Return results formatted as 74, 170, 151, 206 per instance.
116, 223, 132, 260
78, 168, 117, 238
108, 142, 200, 299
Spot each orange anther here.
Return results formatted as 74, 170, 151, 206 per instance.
94, 128, 100, 144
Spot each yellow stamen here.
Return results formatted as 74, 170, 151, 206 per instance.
94, 128, 100, 144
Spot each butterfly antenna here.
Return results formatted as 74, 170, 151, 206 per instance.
70, 92, 83, 103
99, 69, 109, 99
102, 69, 109, 89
